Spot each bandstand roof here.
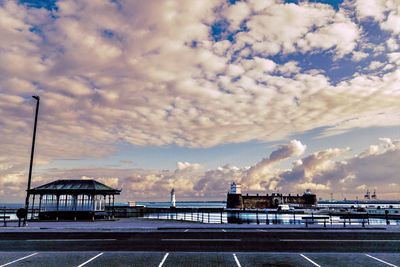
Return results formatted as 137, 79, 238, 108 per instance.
28, 179, 121, 195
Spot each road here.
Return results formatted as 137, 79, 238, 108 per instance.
0, 228, 399, 252
1, 228, 399, 266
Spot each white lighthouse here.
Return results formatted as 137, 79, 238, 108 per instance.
229, 181, 241, 194
170, 188, 176, 208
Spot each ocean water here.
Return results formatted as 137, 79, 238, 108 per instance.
1, 201, 227, 209
133, 201, 226, 208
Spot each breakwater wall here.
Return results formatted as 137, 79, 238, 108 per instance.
111, 206, 224, 218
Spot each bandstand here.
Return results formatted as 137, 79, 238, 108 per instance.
28, 179, 121, 221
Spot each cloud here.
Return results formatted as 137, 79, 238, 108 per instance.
1, 1, 400, 202
278, 138, 400, 198
242, 139, 306, 190
354, 0, 400, 36
269, 140, 307, 161
1, 138, 397, 202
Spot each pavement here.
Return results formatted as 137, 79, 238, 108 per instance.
1, 218, 398, 231
1, 219, 399, 266
1, 252, 400, 267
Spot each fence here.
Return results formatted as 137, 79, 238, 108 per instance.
2, 206, 399, 227
130, 209, 400, 227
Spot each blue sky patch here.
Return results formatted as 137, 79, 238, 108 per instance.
285, 0, 344, 10
18, 0, 58, 10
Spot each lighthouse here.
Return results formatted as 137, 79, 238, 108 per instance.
170, 188, 176, 208
226, 182, 243, 209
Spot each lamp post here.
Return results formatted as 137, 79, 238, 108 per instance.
23, 95, 40, 226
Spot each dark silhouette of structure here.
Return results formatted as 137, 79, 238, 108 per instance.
226, 182, 317, 209
28, 179, 121, 221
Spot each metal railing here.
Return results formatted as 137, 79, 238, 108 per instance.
116, 209, 400, 227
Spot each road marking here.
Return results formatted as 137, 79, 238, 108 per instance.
77, 252, 103, 267
161, 241, 242, 242
281, 239, 400, 242
27, 239, 117, 242
222, 229, 226, 232
184, 229, 189, 232
365, 254, 398, 267
257, 229, 267, 232
233, 254, 242, 267
0, 253, 38, 267
300, 254, 321, 267
158, 253, 169, 267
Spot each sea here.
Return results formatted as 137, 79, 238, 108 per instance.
1, 201, 226, 209
133, 201, 226, 208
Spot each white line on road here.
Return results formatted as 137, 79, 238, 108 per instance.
184, 229, 189, 232
365, 254, 398, 267
158, 253, 169, 267
222, 229, 226, 232
300, 254, 321, 267
161, 241, 242, 242
27, 239, 117, 242
0, 252, 38, 267
256, 229, 267, 232
77, 252, 103, 267
233, 253, 242, 267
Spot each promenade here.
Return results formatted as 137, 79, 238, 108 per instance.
1, 217, 399, 231
0, 218, 399, 266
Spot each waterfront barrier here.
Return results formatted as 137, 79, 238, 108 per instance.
111, 206, 400, 227
1, 206, 399, 227
0, 207, 22, 226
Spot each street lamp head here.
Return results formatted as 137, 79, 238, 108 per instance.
32, 95, 40, 101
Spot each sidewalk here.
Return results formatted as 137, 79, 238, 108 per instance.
1, 218, 398, 232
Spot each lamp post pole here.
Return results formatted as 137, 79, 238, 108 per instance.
24, 95, 40, 226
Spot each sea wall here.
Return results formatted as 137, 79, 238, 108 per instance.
226, 193, 317, 209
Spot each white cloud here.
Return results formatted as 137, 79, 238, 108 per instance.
1, 138, 397, 202
381, 11, 400, 35
356, 184, 367, 191
243, 140, 306, 190
368, 61, 385, 71
1, 1, 400, 201
352, 51, 368, 61
354, 0, 387, 21
354, 0, 400, 36
298, 21, 359, 57
387, 37, 400, 51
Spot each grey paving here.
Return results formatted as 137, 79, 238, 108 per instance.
368, 253, 400, 266
303, 253, 387, 267
163, 252, 237, 267
0, 252, 97, 267
0, 252, 35, 266
83, 252, 165, 267
0, 252, 399, 267
1, 218, 397, 232
236, 253, 313, 267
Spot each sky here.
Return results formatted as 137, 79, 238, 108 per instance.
0, 0, 399, 203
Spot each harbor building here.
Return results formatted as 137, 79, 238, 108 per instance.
27, 179, 121, 220
226, 182, 317, 209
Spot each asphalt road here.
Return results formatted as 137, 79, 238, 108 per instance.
1, 252, 399, 267
0, 229, 399, 252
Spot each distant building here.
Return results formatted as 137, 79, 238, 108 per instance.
226, 182, 317, 209
371, 190, 377, 199
28, 179, 121, 221
364, 189, 370, 200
